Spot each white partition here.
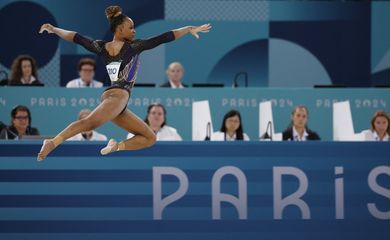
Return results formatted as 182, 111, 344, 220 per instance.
333, 101, 363, 141
192, 100, 214, 141
259, 101, 282, 141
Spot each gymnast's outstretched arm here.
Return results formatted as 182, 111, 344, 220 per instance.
172, 23, 211, 40
39, 23, 76, 42
39, 24, 101, 54
132, 23, 212, 54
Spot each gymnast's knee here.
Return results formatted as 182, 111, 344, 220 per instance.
146, 133, 157, 147
79, 118, 103, 131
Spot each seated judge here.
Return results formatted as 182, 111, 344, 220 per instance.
66, 58, 103, 88
211, 110, 250, 141
0, 105, 40, 140
9, 55, 44, 86
360, 110, 389, 141
127, 103, 182, 141
282, 105, 320, 141
160, 62, 188, 88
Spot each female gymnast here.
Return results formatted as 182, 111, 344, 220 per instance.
37, 5, 211, 161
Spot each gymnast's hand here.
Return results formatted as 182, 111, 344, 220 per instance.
39, 23, 55, 34
190, 24, 212, 39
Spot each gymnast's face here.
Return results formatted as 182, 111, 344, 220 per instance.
119, 18, 136, 41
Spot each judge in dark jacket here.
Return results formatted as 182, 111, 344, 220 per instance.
282, 105, 320, 141
160, 62, 188, 88
0, 105, 40, 140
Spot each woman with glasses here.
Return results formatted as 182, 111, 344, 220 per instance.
0, 105, 40, 140
66, 58, 103, 88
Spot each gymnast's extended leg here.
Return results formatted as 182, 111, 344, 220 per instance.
100, 108, 156, 155
38, 89, 129, 161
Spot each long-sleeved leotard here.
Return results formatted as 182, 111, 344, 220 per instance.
73, 31, 175, 92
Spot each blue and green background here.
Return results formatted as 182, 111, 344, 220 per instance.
0, 0, 389, 87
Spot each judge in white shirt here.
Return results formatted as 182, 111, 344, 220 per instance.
160, 62, 188, 88
68, 109, 107, 141
211, 110, 250, 141
127, 103, 182, 141
66, 58, 103, 88
361, 110, 390, 141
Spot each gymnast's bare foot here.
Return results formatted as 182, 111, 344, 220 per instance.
37, 139, 55, 161
100, 139, 119, 155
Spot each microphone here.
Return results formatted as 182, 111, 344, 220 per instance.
0, 121, 6, 129
232, 72, 248, 88
232, 74, 238, 88
3, 126, 19, 140
204, 122, 211, 141
0, 70, 8, 86
261, 121, 273, 141
0, 70, 7, 80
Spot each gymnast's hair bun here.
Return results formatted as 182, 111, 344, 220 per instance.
105, 6, 122, 21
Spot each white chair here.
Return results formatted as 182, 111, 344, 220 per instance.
192, 100, 214, 141
259, 101, 282, 141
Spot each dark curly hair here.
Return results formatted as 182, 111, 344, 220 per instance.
9, 55, 38, 85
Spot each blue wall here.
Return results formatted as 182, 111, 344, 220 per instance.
0, 141, 388, 239
0, 0, 387, 87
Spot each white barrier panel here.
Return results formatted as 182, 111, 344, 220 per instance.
192, 100, 214, 141
333, 101, 363, 141
259, 101, 282, 141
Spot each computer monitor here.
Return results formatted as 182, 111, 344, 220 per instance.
374, 84, 390, 88
8, 83, 45, 87
20, 135, 54, 140
134, 83, 156, 87
314, 84, 346, 88
192, 83, 224, 88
